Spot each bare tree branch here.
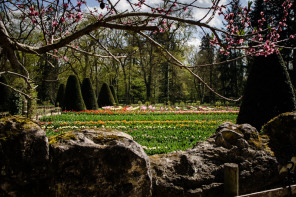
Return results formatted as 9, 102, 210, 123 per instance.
4, 21, 159, 54
0, 81, 33, 100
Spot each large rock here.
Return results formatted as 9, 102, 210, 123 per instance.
1, 115, 295, 196
262, 111, 296, 163
49, 129, 152, 196
0, 116, 49, 196
150, 122, 279, 196
0, 116, 152, 196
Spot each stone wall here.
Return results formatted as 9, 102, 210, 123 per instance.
0, 116, 151, 196
0, 114, 295, 196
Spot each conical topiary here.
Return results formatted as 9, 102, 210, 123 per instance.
81, 78, 98, 110
237, 54, 296, 130
0, 75, 11, 112
109, 85, 118, 105
63, 75, 86, 111
55, 84, 65, 107
97, 83, 115, 108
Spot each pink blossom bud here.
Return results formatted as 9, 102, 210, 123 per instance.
77, 1, 82, 7
52, 20, 58, 26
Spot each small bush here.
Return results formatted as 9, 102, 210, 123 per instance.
97, 83, 115, 108
145, 101, 150, 107
63, 75, 86, 111
81, 78, 98, 110
215, 101, 222, 106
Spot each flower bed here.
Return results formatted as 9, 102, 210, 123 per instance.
39, 107, 238, 155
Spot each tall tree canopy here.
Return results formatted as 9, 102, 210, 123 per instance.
0, 0, 295, 102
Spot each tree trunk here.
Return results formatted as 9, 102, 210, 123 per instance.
122, 64, 129, 105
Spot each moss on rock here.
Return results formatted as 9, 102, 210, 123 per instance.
48, 132, 77, 144
0, 115, 40, 133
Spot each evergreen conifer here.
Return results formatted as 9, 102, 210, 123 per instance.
63, 75, 86, 111
237, 54, 296, 130
97, 83, 115, 108
55, 84, 65, 107
81, 78, 98, 110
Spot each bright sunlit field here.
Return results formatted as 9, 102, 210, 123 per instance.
39, 106, 238, 155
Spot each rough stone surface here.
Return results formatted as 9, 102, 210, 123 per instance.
262, 111, 296, 164
49, 129, 152, 197
2, 114, 296, 196
150, 122, 280, 196
0, 116, 49, 196
0, 116, 152, 197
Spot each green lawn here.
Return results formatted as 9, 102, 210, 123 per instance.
39, 110, 238, 155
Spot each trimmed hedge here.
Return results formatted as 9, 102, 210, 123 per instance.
97, 83, 115, 108
55, 84, 65, 107
109, 85, 118, 105
237, 54, 296, 130
63, 75, 86, 111
81, 78, 98, 110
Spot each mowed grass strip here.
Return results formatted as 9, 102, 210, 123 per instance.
40, 111, 238, 155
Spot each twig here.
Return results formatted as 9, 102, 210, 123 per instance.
88, 33, 120, 63
0, 81, 33, 99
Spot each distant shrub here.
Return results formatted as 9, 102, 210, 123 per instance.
215, 101, 222, 106
81, 78, 98, 110
145, 101, 150, 106
180, 101, 185, 107
63, 75, 86, 111
55, 84, 65, 107
97, 83, 115, 108
109, 85, 118, 105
